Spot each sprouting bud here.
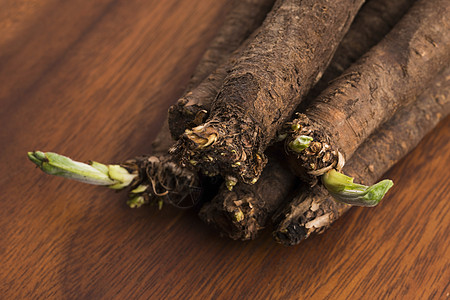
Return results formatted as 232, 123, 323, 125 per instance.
291, 123, 301, 131
288, 135, 314, 153
130, 184, 149, 194
322, 169, 394, 207
127, 195, 146, 208
225, 175, 238, 191
234, 209, 245, 222
108, 165, 138, 189
28, 151, 137, 189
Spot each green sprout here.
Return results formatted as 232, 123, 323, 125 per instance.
322, 169, 394, 207
127, 195, 146, 208
291, 123, 301, 131
288, 135, 313, 153
234, 209, 244, 222
225, 175, 238, 191
27, 151, 137, 189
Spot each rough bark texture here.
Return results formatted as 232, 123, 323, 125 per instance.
274, 68, 450, 246
287, 0, 450, 182
135, 0, 278, 207
185, 0, 276, 92
168, 0, 275, 139
173, 0, 365, 184
196, 0, 414, 240
168, 67, 224, 139
171, 0, 415, 139
199, 148, 298, 240
301, 0, 416, 107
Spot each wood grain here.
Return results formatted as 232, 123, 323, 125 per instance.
0, 1, 448, 299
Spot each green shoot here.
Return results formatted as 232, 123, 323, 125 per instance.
234, 209, 244, 222
225, 175, 238, 191
127, 195, 146, 208
27, 151, 137, 189
288, 135, 313, 153
322, 169, 393, 207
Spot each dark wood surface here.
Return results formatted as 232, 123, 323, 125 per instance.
1, 1, 449, 298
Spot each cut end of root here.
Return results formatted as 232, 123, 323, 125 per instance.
273, 224, 308, 246
184, 125, 218, 149
285, 114, 342, 178
171, 119, 268, 185
199, 188, 263, 241
168, 102, 210, 140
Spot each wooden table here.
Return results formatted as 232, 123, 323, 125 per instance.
1, 1, 448, 298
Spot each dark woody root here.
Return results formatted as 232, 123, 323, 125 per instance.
300, 0, 416, 108
168, 0, 276, 139
286, 0, 450, 184
170, 0, 415, 140
171, 0, 415, 140
196, 0, 414, 239
128, 0, 278, 208
199, 148, 298, 240
184, 0, 276, 92
273, 68, 450, 246
173, 0, 365, 185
